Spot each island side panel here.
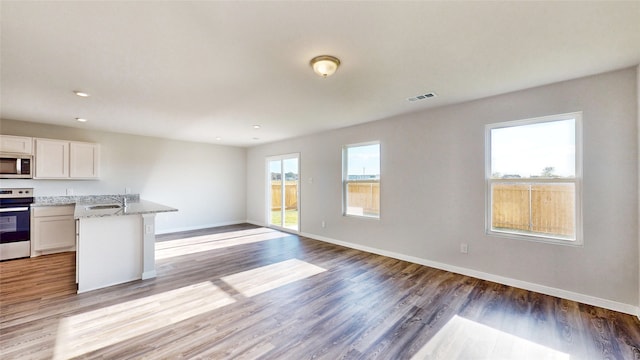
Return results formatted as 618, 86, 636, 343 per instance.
141, 213, 156, 280
77, 215, 142, 293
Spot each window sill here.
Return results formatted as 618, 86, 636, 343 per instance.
343, 213, 380, 221
486, 229, 583, 247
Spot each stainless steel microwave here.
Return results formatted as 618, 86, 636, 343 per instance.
0, 154, 33, 178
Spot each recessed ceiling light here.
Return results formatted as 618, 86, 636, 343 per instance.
75, 117, 88, 122
74, 91, 90, 97
253, 125, 261, 129
215, 137, 222, 141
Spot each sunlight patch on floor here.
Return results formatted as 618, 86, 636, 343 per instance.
411, 315, 570, 360
155, 228, 288, 259
221, 258, 326, 297
53, 282, 235, 359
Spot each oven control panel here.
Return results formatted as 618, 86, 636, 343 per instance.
0, 188, 32, 198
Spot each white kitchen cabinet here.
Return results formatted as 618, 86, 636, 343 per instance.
0, 135, 33, 154
31, 205, 76, 256
34, 138, 100, 179
70, 142, 100, 178
35, 138, 69, 178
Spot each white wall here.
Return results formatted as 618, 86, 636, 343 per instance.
246, 67, 639, 312
0, 120, 247, 233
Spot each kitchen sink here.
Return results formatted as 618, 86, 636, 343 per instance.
86, 204, 122, 210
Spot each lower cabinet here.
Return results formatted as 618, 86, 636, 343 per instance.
31, 205, 76, 257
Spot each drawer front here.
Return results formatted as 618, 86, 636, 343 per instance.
32, 205, 75, 217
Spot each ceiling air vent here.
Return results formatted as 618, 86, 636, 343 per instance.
407, 92, 437, 102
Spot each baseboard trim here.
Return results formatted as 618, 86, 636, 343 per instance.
141, 270, 156, 280
156, 220, 248, 235
300, 231, 639, 317
246, 220, 266, 227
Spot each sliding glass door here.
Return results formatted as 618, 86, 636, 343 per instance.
267, 154, 299, 231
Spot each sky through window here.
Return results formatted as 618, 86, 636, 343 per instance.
491, 119, 575, 178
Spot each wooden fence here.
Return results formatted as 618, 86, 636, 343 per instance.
491, 183, 575, 237
271, 181, 298, 210
346, 182, 380, 216
272, 181, 574, 236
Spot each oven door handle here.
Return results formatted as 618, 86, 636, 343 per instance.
0, 207, 29, 212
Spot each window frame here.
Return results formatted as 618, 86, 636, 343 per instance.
342, 141, 381, 219
485, 112, 583, 246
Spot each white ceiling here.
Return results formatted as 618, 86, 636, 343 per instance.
1, 1, 639, 147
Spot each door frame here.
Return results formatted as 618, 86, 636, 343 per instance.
265, 153, 300, 233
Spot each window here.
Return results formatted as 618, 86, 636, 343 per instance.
343, 142, 380, 218
486, 112, 582, 244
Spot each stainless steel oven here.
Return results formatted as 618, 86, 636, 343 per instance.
0, 153, 33, 179
0, 188, 34, 261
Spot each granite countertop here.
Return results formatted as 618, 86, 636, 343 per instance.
32, 198, 76, 206
74, 199, 177, 219
31, 194, 177, 219
32, 194, 140, 207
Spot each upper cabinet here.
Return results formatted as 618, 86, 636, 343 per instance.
0, 135, 33, 155
35, 139, 69, 178
70, 142, 100, 178
35, 138, 100, 179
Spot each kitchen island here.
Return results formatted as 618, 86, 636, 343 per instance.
74, 198, 177, 293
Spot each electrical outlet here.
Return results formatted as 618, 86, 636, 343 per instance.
145, 224, 154, 234
460, 243, 468, 254
125, 187, 131, 194
66, 188, 74, 195
321, 220, 326, 228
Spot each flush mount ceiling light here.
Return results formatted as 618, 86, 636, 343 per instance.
74, 91, 90, 97
310, 55, 340, 78
75, 117, 88, 122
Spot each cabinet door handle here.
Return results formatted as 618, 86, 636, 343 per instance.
0, 207, 29, 212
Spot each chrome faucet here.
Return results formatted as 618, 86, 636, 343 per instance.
111, 195, 128, 207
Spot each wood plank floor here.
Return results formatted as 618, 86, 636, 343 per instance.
1, 224, 639, 359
